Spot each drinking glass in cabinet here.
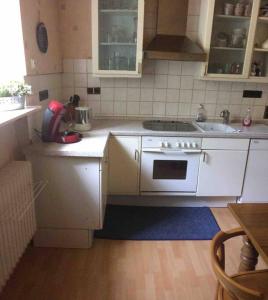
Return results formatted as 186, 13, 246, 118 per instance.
207, 0, 253, 76
93, 0, 142, 75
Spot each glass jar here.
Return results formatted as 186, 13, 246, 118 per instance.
231, 28, 245, 48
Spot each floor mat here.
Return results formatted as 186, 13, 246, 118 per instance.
94, 205, 220, 240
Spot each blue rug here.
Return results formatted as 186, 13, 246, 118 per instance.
94, 205, 220, 240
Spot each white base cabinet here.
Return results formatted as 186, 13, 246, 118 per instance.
197, 138, 249, 197
26, 152, 108, 248
241, 139, 268, 203
108, 136, 141, 195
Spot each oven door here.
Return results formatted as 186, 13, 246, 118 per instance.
140, 149, 201, 193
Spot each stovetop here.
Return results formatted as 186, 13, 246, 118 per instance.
143, 120, 198, 132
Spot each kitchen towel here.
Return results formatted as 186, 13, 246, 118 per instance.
94, 205, 220, 240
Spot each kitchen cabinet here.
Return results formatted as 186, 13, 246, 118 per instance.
91, 0, 144, 77
198, 0, 268, 82
197, 138, 249, 196
26, 151, 108, 248
108, 136, 141, 195
241, 139, 268, 203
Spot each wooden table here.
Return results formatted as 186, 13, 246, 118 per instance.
228, 203, 268, 271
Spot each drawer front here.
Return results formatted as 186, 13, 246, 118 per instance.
202, 138, 250, 150
250, 139, 268, 150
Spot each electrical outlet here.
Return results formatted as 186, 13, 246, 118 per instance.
39, 90, 49, 101
87, 88, 94, 94
243, 90, 262, 98
94, 87, 101, 94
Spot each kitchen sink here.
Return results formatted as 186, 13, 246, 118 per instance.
195, 122, 237, 133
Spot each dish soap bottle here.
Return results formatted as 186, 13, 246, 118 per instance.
196, 104, 207, 122
243, 107, 252, 127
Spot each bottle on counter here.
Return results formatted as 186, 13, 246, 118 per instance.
242, 107, 252, 127
196, 104, 207, 122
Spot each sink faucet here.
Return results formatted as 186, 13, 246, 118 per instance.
220, 110, 230, 124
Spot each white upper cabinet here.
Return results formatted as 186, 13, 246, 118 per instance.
198, 0, 268, 82
91, 0, 144, 77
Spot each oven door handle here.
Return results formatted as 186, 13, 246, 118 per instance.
142, 148, 202, 154
142, 148, 163, 153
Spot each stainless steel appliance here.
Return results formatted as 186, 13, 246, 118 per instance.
141, 137, 202, 194
74, 107, 92, 131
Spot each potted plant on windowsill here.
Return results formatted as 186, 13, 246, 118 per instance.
0, 81, 31, 112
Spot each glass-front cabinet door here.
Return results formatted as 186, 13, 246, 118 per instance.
92, 0, 144, 77
205, 0, 258, 78
250, 0, 268, 80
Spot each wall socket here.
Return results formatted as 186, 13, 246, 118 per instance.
87, 87, 101, 95
243, 90, 262, 98
39, 90, 49, 101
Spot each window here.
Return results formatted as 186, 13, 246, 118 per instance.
0, 0, 26, 84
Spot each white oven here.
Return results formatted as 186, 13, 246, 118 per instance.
140, 137, 202, 194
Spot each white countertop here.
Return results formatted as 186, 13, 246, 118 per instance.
0, 106, 41, 129
24, 133, 110, 158
24, 119, 268, 158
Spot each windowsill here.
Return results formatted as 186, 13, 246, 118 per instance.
0, 106, 41, 129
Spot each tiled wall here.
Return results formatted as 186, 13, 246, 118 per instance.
25, 73, 62, 132
62, 58, 268, 121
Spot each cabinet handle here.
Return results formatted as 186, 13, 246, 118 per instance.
202, 151, 207, 162
134, 149, 139, 161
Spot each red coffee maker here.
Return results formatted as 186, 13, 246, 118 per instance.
41, 100, 81, 144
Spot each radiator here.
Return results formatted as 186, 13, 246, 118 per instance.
0, 161, 36, 292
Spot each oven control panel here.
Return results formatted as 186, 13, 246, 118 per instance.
142, 137, 202, 149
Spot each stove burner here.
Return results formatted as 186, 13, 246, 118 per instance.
143, 120, 198, 132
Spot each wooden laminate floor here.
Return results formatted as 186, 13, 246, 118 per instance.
0, 208, 266, 300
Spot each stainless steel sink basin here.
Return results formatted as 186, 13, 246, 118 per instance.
195, 122, 237, 133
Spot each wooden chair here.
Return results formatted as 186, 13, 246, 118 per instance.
211, 228, 268, 300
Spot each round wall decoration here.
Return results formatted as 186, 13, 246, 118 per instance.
36, 22, 48, 53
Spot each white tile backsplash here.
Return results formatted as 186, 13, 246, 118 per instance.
166, 89, 180, 102
62, 59, 268, 120
140, 88, 153, 102
181, 76, 194, 90
63, 59, 74, 73
74, 59, 87, 73
128, 88, 141, 101
114, 88, 127, 101
127, 102, 140, 115
168, 75, 181, 89
140, 102, 153, 115
25, 73, 62, 132
168, 61, 182, 75
74, 74, 87, 87
153, 89, 166, 102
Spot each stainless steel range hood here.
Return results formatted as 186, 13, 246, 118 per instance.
144, 0, 206, 62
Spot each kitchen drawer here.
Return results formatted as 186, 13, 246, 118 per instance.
202, 138, 249, 150
250, 139, 268, 150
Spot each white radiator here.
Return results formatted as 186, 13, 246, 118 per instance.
0, 161, 36, 292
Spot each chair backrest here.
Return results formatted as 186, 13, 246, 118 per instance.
211, 228, 263, 300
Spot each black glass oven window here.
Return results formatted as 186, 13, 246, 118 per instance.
153, 160, 188, 180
